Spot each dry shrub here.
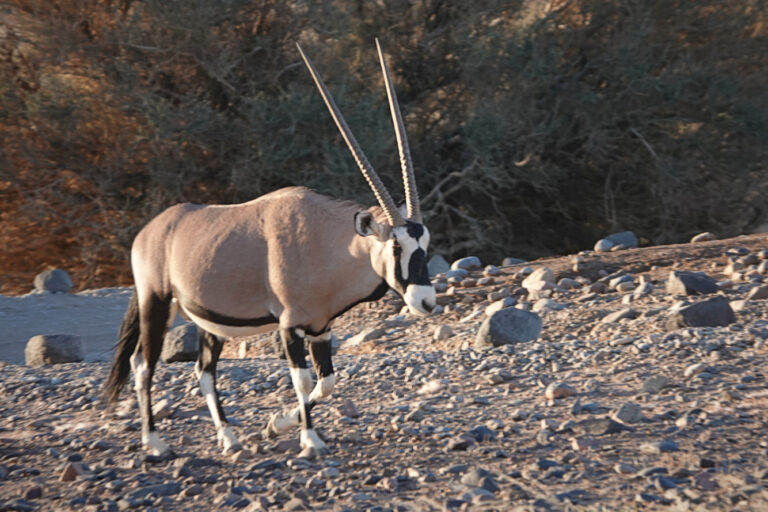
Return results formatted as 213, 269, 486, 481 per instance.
0, 0, 766, 293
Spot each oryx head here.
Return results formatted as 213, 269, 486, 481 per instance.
298, 40, 436, 316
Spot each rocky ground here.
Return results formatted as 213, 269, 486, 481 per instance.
1, 233, 768, 511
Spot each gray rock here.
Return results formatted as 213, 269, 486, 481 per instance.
336, 399, 360, 418
609, 275, 634, 289
557, 277, 581, 290
666, 271, 719, 295
532, 298, 564, 313
428, 255, 451, 277
475, 308, 542, 348
606, 231, 638, 248
690, 232, 717, 243
445, 269, 469, 280
59, 462, 92, 482
433, 325, 454, 341
683, 363, 707, 379
501, 257, 526, 267
161, 323, 198, 363
522, 268, 555, 299
23, 486, 42, 500
33, 269, 74, 293
601, 308, 638, 324
451, 256, 482, 271
467, 425, 497, 442
346, 326, 386, 346
485, 297, 517, 316
461, 488, 497, 503
594, 239, 614, 252
461, 468, 499, 493
572, 418, 630, 436
612, 402, 642, 424
640, 440, 679, 454
642, 375, 671, 394
6, 500, 36, 512
633, 282, 654, 299
404, 408, 424, 422
666, 296, 736, 330
25, 335, 85, 366
152, 399, 174, 420
545, 382, 576, 400
747, 285, 768, 300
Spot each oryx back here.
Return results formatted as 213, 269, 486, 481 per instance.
132, 187, 384, 339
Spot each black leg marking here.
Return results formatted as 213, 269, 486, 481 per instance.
198, 329, 227, 424
134, 292, 171, 455
310, 340, 334, 379
281, 327, 308, 369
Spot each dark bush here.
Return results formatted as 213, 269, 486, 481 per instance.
1, 0, 766, 292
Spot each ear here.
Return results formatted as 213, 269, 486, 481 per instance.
354, 211, 388, 240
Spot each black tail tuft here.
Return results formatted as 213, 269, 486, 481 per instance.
104, 290, 140, 403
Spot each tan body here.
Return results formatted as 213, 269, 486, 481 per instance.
133, 187, 386, 335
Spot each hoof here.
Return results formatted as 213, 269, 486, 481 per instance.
262, 414, 279, 439
298, 444, 331, 459
143, 449, 175, 463
222, 442, 243, 455
217, 425, 243, 455
143, 432, 172, 459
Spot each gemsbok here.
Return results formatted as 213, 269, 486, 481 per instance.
104, 40, 436, 458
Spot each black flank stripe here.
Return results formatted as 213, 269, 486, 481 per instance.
180, 296, 278, 327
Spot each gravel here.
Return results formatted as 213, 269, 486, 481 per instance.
1, 234, 767, 510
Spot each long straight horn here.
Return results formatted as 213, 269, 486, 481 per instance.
297, 43, 405, 227
376, 38, 422, 223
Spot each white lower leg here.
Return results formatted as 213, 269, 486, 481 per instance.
290, 367, 314, 396
132, 352, 169, 455
277, 374, 334, 436
300, 428, 328, 452
271, 407, 301, 434
199, 371, 242, 453
309, 374, 336, 403
288, 367, 329, 455
142, 431, 170, 456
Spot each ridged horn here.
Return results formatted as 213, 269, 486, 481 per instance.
376, 38, 421, 223
297, 43, 405, 227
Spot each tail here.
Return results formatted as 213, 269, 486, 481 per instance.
104, 289, 140, 403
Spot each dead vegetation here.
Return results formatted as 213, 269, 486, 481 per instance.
1, 0, 767, 294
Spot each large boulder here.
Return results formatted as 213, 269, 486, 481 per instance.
594, 239, 614, 252
25, 334, 85, 366
475, 308, 542, 348
427, 255, 451, 277
606, 231, 638, 248
690, 232, 717, 243
665, 296, 736, 330
451, 256, 482, 271
666, 271, 719, 296
33, 269, 74, 294
161, 323, 199, 363
501, 257, 526, 267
